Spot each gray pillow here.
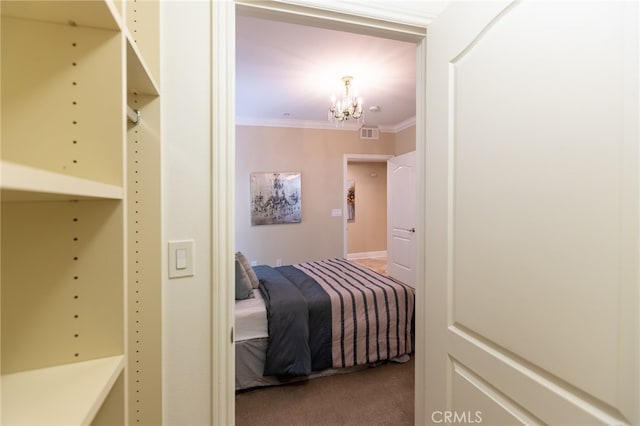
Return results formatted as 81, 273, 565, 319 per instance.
236, 252, 260, 288
235, 259, 254, 300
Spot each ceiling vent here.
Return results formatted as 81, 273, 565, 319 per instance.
360, 126, 379, 140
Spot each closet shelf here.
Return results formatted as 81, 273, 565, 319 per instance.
1, 161, 124, 202
127, 33, 160, 96
0, 0, 121, 31
1, 355, 125, 426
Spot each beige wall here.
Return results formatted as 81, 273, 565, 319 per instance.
394, 125, 416, 155
236, 125, 395, 266
346, 161, 388, 255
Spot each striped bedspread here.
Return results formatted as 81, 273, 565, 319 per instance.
256, 258, 415, 376
294, 258, 414, 369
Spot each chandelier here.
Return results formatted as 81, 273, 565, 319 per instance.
328, 76, 363, 123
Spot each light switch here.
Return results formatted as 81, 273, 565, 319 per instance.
169, 240, 194, 278
176, 248, 187, 270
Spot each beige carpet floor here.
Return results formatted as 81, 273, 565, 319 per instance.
236, 357, 414, 426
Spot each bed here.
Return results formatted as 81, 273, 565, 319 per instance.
234, 257, 415, 390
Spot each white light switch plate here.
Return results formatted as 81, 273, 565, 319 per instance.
169, 240, 194, 278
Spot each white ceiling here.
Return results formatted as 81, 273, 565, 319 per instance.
235, 14, 422, 132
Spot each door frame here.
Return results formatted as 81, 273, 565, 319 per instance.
342, 154, 394, 258
212, 2, 428, 424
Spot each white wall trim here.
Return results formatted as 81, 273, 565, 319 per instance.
389, 116, 417, 133
347, 250, 387, 260
236, 116, 415, 134
414, 37, 428, 426
211, 1, 235, 425
236, 0, 426, 42
272, 0, 445, 28
236, 116, 360, 131
344, 153, 395, 163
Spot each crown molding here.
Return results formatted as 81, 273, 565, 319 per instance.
388, 116, 417, 133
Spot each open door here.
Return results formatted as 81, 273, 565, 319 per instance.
422, 1, 639, 424
387, 151, 416, 287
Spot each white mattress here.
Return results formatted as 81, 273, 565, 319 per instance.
234, 287, 268, 342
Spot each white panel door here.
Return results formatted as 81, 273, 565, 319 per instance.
423, 1, 639, 425
387, 151, 416, 287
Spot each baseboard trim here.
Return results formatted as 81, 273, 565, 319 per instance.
347, 250, 387, 260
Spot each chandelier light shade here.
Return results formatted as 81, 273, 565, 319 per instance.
328, 76, 363, 123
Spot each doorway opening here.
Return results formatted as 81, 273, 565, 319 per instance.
216, 3, 428, 424
343, 154, 393, 261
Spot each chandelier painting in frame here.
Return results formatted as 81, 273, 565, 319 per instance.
250, 171, 302, 225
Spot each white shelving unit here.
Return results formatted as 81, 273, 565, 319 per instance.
2, 356, 125, 426
1, 161, 124, 201
1, 1, 161, 424
125, 1, 163, 424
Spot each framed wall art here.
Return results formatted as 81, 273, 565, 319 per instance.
347, 179, 355, 221
250, 171, 302, 225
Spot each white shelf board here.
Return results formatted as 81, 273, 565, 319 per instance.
127, 33, 160, 96
1, 161, 123, 201
0, 0, 121, 31
1, 355, 125, 426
